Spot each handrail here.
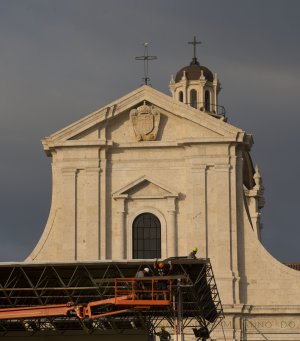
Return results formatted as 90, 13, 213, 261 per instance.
114, 277, 173, 306
186, 102, 226, 116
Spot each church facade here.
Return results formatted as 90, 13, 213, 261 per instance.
25, 55, 300, 340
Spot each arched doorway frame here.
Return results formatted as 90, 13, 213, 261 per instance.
128, 207, 167, 259
112, 175, 179, 259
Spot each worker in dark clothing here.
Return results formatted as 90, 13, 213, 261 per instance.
155, 326, 171, 341
153, 260, 173, 299
188, 247, 198, 259
154, 260, 173, 276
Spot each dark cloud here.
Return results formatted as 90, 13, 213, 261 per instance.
0, 0, 299, 262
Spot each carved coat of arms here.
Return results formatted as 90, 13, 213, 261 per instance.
130, 102, 160, 141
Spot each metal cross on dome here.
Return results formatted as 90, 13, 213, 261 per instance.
188, 36, 202, 65
135, 42, 157, 85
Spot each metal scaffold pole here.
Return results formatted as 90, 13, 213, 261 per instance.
174, 279, 184, 341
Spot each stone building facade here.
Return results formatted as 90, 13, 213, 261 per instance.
25, 57, 300, 340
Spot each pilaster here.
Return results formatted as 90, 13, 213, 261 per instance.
100, 148, 107, 259
215, 163, 235, 304
85, 167, 101, 260
62, 168, 77, 260
114, 197, 127, 259
229, 146, 241, 304
167, 197, 177, 257
191, 164, 207, 257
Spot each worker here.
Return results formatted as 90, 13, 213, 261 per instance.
188, 247, 198, 259
155, 326, 171, 341
153, 260, 173, 299
135, 267, 151, 298
135, 267, 151, 278
153, 259, 173, 276
154, 260, 173, 276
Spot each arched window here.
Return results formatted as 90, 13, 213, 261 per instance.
190, 89, 197, 108
133, 213, 161, 259
205, 90, 210, 111
178, 91, 183, 102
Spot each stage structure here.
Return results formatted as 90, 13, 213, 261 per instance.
0, 259, 223, 337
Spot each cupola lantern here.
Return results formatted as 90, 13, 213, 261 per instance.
169, 37, 225, 119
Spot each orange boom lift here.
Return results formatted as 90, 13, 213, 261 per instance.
0, 277, 174, 320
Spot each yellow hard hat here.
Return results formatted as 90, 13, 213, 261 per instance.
193, 247, 198, 252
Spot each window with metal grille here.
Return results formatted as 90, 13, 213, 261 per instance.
178, 91, 183, 102
190, 89, 197, 108
205, 90, 210, 111
132, 213, 161, 259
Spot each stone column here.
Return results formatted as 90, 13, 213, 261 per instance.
182, 79, 187, 104
199, 79, 206, 109
167, 197, 177, 257
62, 168, 77, 260
213, 77, 218, 110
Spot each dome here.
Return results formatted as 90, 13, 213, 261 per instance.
175, 63, 214, 83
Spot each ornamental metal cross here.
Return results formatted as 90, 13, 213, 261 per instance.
135, 42, 157, 85
188, 36, 201, 64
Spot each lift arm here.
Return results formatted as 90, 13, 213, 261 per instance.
0, 302, 81, 319
0, 277, 177, 320
0, 296, 132, 320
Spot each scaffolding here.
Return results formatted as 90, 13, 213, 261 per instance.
0, 258, 224, 337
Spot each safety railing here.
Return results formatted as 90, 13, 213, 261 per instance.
186, 102, 226, 117
85, 277, 175, 319
114, 277, 173, 306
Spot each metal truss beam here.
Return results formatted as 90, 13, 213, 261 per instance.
0, 259, 224, 336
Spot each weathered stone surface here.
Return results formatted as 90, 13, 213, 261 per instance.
24, 85, 300, 340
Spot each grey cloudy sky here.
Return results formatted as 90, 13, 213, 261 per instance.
0, 0, 299, 262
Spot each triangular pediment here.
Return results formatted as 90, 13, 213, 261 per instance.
42, 86, 252, 155
112, 176, 178, 199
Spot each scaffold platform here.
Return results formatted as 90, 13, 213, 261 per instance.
0, 258, 223, 336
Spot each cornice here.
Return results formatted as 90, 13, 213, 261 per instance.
44, 86, 245, 141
